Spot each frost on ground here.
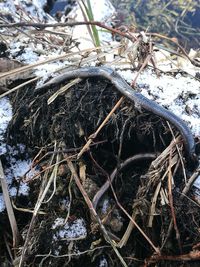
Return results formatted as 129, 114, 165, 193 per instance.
0, 96, 36, 210
0, 95, 35, 212
51, 217, 87, 256
0, 0, 50, 24
99, 256, 108, 267
0, 97, 13, 212
52, 217, 87, 241
119, 69, 200, 136
0, 97, 12, 155
0, 145, 36, 212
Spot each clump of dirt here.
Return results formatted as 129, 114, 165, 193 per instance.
2, 76, 200, 266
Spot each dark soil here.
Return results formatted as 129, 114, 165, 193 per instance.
1, 76, 200, 266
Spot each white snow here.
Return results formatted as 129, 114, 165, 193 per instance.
101, 198, 110, 214
99, 256, 108, 267
0, 98, 13, 211
118, 68, 200, 136
0, 155, 36, 212
0, 196, 5, 212
52, 217, 87, 241
0, 97, 12, 155
194, 175, 200, 190
0, 0, 49, 23
9, 42, 39, 64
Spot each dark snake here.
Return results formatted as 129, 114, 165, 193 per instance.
92, 153, 157, 210
35, 66, 197, 165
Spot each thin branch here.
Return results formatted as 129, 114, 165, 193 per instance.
0, 21, 137, 42
77, 96, 124, 158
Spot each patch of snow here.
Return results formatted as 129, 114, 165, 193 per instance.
0, 0, 50, 23
118, 68, 200, 136
53, 245, 63, 256
35, 60, 70, 85
194, 175, 200, 191
101, 198, 110, 214
0, 196, 5, 212
52, 217, 87, 241
0, 97, 12, 155
0, 1, 16, 16
99, 256, 108, 267
31, 0, 47, 10
59, 198, 70, 211
4, 157, 34, 189
10, 44, 39, 64
0, 155, 36, 212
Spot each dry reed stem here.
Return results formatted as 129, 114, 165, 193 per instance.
0, 159, 21, 248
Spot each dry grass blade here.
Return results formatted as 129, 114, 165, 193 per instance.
148, 181, 162, 228
0, 76, 39, 99
0, 159, 21, 247
106, 167, 160, 254
148, 140, 179, 227
168, 150, 182, 253
19, 144, 59, 267
48, 77, 82, 105
167, 122, 187, 183
0, 46, 112, 80
11, 201, 46, 215
151, 136, 181, 169
66, 158, 128, 267
117, 209, 137, 248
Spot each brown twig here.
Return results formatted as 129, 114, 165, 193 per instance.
90, 152, 160, 254
65, 158, 128, 267
0, 21, 137, 42
148, 250, 200, 264
109, 172, 160, 255
77, 96, 124, 158
131, 54, 152, 87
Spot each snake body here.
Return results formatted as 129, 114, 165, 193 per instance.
92, 153, 157, 209
36, 66, 196, 164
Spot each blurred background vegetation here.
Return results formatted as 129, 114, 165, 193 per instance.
111, 0, 200, 49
